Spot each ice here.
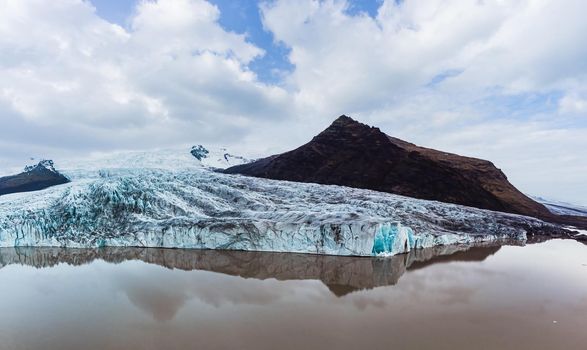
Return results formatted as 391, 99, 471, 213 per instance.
533, 196, 587, 217
0, 149, 562, 256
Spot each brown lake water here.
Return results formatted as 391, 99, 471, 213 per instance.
0, 239, 586, 350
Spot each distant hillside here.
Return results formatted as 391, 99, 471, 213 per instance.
0, 160, 70, 196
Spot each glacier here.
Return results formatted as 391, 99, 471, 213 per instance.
0, 147, 568, 256
533, 196, 587, 217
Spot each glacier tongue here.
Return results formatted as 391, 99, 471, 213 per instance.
0, 155, 564, 256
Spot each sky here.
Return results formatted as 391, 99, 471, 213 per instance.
0, 0, 586, 205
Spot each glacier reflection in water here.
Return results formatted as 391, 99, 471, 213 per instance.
0, 239, 586, 350
0, 243, 501, 296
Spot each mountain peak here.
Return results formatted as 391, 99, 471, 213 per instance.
329, 114, 369, 128
325, 115, 384, 137
24, 160, 57, 174
332, 114, 355, 123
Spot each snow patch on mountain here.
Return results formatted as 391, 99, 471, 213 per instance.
190, 145, 252, 169
23, 160, 58, 174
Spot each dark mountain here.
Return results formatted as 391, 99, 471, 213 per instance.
0, 160, 70, 196
225, 115, 587, 230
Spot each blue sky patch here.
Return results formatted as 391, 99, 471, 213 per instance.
427, 69, 464, 87
474, 89, 564, 120
91, 0, 136, 27
208, 0, 294, 84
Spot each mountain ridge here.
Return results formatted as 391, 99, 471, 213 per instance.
224, 115, 586, 230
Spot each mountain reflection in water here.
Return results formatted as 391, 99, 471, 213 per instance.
0, 244, 502, 297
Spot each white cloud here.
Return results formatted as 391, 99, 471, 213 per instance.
262, 0, 587, 111
0, 0, 586, 204
559, 93, 587, 115
131, 0, 261, 63
0, 0, 290, 160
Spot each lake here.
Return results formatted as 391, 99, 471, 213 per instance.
0, 239, 586, 350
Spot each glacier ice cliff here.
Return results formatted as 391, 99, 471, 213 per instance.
0, 150, 570, 256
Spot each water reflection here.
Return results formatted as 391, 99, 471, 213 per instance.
0, 240, 586, 350
0, 244, 501, 296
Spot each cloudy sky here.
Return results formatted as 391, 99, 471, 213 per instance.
0, 0, 586, 204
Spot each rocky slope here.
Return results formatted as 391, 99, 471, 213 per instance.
0, 160, 69, 196
225, 115, 587, 230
